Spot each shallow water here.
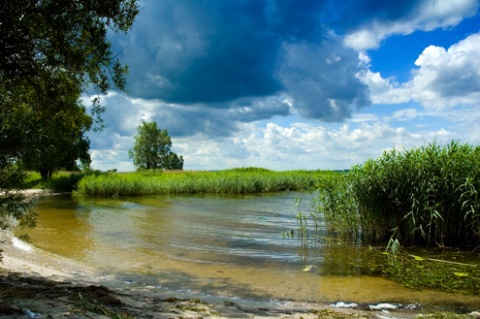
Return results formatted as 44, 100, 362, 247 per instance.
22, 192, 480, 311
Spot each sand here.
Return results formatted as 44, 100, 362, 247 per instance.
1, 230, 479, 319
0, 230, 375, 318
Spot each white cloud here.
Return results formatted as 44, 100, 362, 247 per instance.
359, 32, 480, 112
358, 69, 411, 104
344, 0, 478, 50
411, 33, 480, 110
161, 121, 454, 171
86, 87, 467, 172
387, 108, 420, 122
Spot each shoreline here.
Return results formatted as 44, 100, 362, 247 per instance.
0, 231, 370, 318
1, 233, 479, 319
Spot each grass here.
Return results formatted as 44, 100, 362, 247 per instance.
22, 171, 85, 192
312, 141, 480, 248
76, 167, 342, 196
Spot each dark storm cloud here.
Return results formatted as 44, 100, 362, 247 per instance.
328, 0, 423, 32
151, 97, 290, 138
151, 106, 237, 138
116, 0, 286, 104
280, 40, 370, 121
110, 0, 420, 123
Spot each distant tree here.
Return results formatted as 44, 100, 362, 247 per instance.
129, 122, 184, 170
166, 153, 185, 170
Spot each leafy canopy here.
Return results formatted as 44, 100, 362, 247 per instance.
1, 0, 139, 172
129, 122, 184, 170
0, 0, 139, 254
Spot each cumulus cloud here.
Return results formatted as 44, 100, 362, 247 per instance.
411, 33, 480, 109
171, 120, 456, 171
359, 32, 480, 110
85, 92, 292, 170
343, 0, 478, 50
85, 1, 479, 171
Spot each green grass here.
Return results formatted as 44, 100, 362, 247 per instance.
314, 141, 480, 248
76, 167, 341, 196
22, 171, 85, 192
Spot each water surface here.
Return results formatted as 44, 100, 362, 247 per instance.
23, 192, 480, 310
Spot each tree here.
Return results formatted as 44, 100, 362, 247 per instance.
0, 0, 139, 259
1, 70, 93, 180
129, 122, 184, 170
20, 102, 93, 180
0, 0, 138, 99
166, 153, 185, 170
0, 0, 139, 162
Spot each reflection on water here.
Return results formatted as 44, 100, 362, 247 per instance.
24, 192, 480, 310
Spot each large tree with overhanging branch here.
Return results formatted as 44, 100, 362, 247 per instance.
1, 0, 139, 163
0, 0, 139, 243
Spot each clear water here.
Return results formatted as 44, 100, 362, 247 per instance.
23, 192, 480, 310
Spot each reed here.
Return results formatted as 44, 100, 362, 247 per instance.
317, 141, 480, 248
76, 167, 340, 196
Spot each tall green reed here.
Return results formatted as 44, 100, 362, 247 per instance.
315, 141, 480, 248
77, 167, 339, 196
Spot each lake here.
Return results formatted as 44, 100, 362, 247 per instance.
22, 192, 480, 311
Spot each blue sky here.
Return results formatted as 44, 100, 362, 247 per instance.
85, 0, 480, 171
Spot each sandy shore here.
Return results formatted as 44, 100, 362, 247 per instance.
0, 231, 368, 318
1, 230, 480, 319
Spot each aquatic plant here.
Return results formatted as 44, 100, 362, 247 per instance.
316, 141, 480, 248
380, 248, 480, 295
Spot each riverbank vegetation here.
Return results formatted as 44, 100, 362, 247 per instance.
76, 167, 341, 196
310, 141, 480, 249
22, 171, 85, 193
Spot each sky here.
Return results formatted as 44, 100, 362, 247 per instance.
84, 0, 480, 171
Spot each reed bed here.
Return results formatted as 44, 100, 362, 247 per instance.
316, 141, 480, 248
77, 167, 340, 197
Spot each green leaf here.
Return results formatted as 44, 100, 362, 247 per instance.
453, 272, 469, 277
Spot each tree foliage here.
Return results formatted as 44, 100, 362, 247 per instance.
0, 0, 139, 164
0, 0, 139, 258
2, 70, 93, 180
129, 122, 184, 170
0, 0, 138, 97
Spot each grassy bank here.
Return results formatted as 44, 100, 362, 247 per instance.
22, 171, 85, 192
76, 167, 342, 196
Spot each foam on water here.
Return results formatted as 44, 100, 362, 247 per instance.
12, 236, 33, 252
